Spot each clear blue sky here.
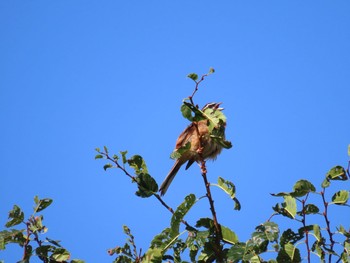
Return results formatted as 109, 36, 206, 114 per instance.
1, 1, 349, 262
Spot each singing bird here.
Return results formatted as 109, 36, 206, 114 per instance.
159, 102, 226, 195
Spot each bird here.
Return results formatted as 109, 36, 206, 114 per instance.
159, 102, 226, 195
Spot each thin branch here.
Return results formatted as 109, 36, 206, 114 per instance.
189, 73, 211, 105
301, 193, 311, 263
99, 151, 195, 231
321, 188, 335, 262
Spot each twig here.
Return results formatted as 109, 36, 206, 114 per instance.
99, 151, 195, 230
320, 187, 335, 262
300, 194, 311, 263
189, 73, 211, 105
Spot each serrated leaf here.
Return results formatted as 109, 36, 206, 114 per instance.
221, 225, 238, 244
187, 73, 198, 81
103, 163, 113, 171
5, 205, 24, 227
331, 190, 349, 205
170, 194, 196, 238
135, 173, 158, 198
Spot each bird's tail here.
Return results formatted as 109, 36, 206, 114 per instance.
159, 159, 184, 196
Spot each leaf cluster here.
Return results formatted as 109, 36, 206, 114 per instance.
0, 196, 84, 263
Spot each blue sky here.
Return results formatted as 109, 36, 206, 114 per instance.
1, 1, 349, 262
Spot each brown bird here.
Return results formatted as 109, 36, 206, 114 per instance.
159, 102, 226, 195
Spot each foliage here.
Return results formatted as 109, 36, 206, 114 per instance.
2, 69, 349, 262
0, 196, 84, 263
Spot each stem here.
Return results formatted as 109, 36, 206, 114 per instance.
321, 188, 335, 262
301, 193, 311, 263
200, 159, 223, 261
189, 73, 210, 105
101, 151, 195, 230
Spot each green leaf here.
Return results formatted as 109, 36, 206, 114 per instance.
283, 196, 297, 219
221, 225, 239, 244
103, 145, 108, 153
71, 260, 86, 263
34, 197, 53, 213
331, 190, 349, 205
187, 73, 198, 81
170, 142, 191, 160
227, 242, 246, 261
215, 177, 241, 210
279, 229, 304, 246
291, 180, 316, 197
195, 218, 214, 229
103, 163, 113, 171
281, 243, 301, 262
208, 67, 215, 74
0, 229, 26, 249
50, 248, 70, 261
301, 204, 319, 215
95, 147, 100, 152
5, 205, 24, 227
127, 155, 148, 175
348, 144, 350, 156
170, 194, 196, 238
313, 224, 322, 241
94, 154, 103, 159
338, 225, 350, 238
254, 222, 279, 242
326, 165, 347, 180
135, 173, 158, 198
181, 103, 193, 121
120, 151, 128, 164
183, 102, 205, 122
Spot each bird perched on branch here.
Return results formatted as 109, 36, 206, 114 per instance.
159, 102, 227, 195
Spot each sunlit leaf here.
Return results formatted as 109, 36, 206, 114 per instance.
283, 196, 297, 219
170, 194, 196, 238
221, 225, 239, 244
291, 180, 316, 197
50, 248, 70, 261
331, 190, 349, 205
215, 177, 240, 210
